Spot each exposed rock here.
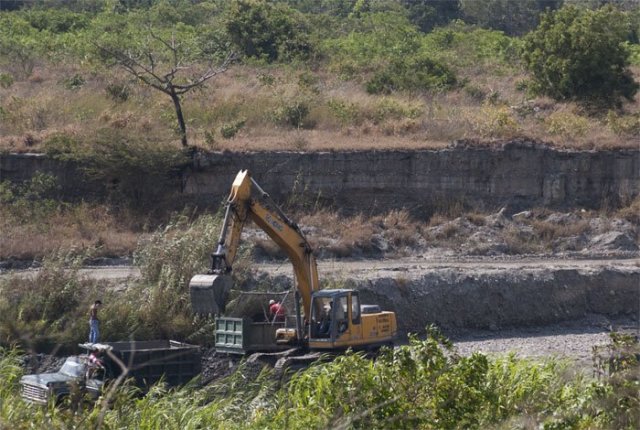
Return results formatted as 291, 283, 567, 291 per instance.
589, 232, 639, 252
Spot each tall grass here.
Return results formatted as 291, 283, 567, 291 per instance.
0, 212, 223, 351
1, 329, 637, 429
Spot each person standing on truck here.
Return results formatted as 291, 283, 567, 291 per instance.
268, 299, 286, 322
89, 300, 102, 343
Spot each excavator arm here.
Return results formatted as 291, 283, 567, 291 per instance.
190, 170, 320, 318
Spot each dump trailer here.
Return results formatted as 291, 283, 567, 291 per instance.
20, 340, 201, 404
215, 317, 296, 354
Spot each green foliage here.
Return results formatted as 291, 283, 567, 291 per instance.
421, 23, 523, 70
0, 172, 61, 220
1, 328, 639, 428
522, 5, 639, 109
225, 0, 312, 62
272, 100, 311, 128
60, 73, 85, 90
322, 11, 421, 74
366, 55, 456, 94
220, 119, 246, 138
401, 0, 460, 33
49, 128, 189, 209
105, 81, 131, 102
607, 110, 640, 136
134, 213, 221, 294
0, 213, 222, 349
0, 72, 14, 88
545, 110, 591, 139
0, 251, 102, 352
327, 98, 361, 125
0, 13, 43, 77
460, 0, 562, 36
21, 8, 90, 33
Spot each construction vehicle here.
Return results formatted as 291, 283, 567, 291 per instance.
189, 170, 397, 357
20, 340, 201, 404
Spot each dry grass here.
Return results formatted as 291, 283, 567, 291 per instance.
0, 204, 143, 260
616, 196, 640, 224
1, 63, 639, 153
530, 218, 591, 242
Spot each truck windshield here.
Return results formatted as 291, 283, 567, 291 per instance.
60, 358, 86, 377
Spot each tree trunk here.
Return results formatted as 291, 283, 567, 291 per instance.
169, 87, 188, 147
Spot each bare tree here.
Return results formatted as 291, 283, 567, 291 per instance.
95, 23, 235, 147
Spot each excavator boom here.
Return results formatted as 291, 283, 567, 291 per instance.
190, 170, 319, 318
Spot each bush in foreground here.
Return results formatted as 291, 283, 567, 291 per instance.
1, 329, 638, 429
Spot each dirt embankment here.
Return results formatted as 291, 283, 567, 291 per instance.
245, 257, 640, 333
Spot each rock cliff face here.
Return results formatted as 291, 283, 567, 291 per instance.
187, 141, 640, 214
2, 140, 639, 213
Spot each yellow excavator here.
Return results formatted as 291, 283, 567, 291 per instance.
189, 170, 396, 356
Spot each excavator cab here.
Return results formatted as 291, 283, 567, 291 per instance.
308, 290, 396, 350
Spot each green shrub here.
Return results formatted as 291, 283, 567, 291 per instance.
59, 129, 189, 209
472, 106, 520, 138
366, 55, 456, 94
272, 100, 310, 128
607, 111, 640, 137
0, 172, 61, 221
220, 119, 246, 138
421, 24, 522, 69
21, 8, 89, 33
545, 111, 591, 139
225, 0, 312, 62
105, 82, 131, 102
0, 329, 638, 428
0, 251, 102, 352
373, 98, 423, 122
322, 11, 421, 71
327, 98, 361, 125
523, 5, 639, 108
61, 73, 85, 90
0, 73, 14, 88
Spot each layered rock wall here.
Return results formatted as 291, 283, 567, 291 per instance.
2, 141, 639, 213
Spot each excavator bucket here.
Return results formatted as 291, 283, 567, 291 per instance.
189, 274, 232, 315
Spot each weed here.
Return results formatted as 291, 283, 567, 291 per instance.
105, 82, 130, 103
472, 106, 520, 138
464, 84, 486, 102
220, 119, 246, 139
327, 98, 361, 126
531, 218, 590, 242
272, 100, 310, 128
257, 73, 276, 86
204, 129, 218, 149
0, 73, 14, 89
607, 111, 640, 137
545, 111, 591, 139
61, 74, 85, 91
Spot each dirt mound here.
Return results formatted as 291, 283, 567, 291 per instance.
19, 353, 66, 374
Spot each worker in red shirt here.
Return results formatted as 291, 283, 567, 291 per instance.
268, 299, 286, 322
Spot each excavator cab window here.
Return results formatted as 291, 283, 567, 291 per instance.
351, 293, 361, 325
334, 295, 349, 336
311, 297, 333, 339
